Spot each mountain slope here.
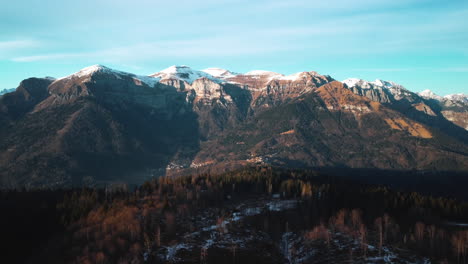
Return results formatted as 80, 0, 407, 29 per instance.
1, 66, 467, 188
418, 90, 468, 130
190, 81, 468, 174
343, 78, 468, 144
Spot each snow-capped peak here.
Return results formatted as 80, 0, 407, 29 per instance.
202, 68, 238, 78
344, 78, 404, 90
54, 65, 116, 81
418, 89, 443, 101
342, 78, 366, 88
342, 78, 413, 101
55, 65, 161, 88
250, 71, 327, 82
152, 65, 221, 84
444, 93, 468, 104
72, 64, 111, 78
342, 78, 402, 90
373, 79, 395, 89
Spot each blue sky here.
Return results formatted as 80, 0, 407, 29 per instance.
1, 0, 467, 95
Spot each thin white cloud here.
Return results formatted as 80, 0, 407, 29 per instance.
350, 67, 468, 73
11, 36, 298, 63
350, 68, 414, 72
254, 0, 431, 11
0, 40, 39, 51
434, 68, 468, 73
11, 53, 82, 62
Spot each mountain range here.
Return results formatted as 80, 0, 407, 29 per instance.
1, 65, 467, 188
0, 88, 15, 96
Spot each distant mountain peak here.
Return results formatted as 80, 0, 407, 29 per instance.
373, 79, 394, 88
342, 78, 413, 101
342, 78, 367, 88
444, 93, 468, 104
201, 68, 238, 78
55, 64, 118, 80
0, 88, 16, 96
343, 78, 402, 89
53, 64, 161, 88
75, 64, 114, 77
418, 89, 443, 101
152, 65, 222, 84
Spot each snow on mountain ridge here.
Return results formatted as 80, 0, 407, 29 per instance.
418, 89, 443, 101
152, 65, 223, 84
201, 68, 238, 78
55, 64, 161, 88
48, 65, 466, 99
243, 70, 319, 82
343, 78, 404, 90
342, 78, 413, 100
342, 78, 363, 88
418, 90, 467, 105
444, 93, 468, 104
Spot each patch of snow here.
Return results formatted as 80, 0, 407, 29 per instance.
342, 78, 413, 100
132, 75, 161, 88
342, 78, 363, 88
419, 89, 443, 101
243, 207, 263, 216
164, 243, 191, 261
202, 68, 239, 78
202, 233, 217, 249
245, 70, 282, 77
267, 200, 297, 212
373, 79, 394, 89
444, 93, 468, 104
152, 65, 222, 84
54, 64, 161, 88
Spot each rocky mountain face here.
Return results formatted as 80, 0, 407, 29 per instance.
418, 90, 468, 131
343, 78, 468, 143
1, 65, 467, 188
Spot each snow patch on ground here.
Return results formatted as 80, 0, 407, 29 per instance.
267, 200, 297, 212
164, 243, 191, 261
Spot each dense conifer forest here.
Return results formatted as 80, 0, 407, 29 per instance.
2, 167, 468, 263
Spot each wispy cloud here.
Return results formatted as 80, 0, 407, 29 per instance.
434, 67, 468, 73
11, 36, 298, 63
350, 67, 468, 73
253, 0, 432, 11
350, 68, 415, 72
0, 40, 38, 49
11, 53, 82, 62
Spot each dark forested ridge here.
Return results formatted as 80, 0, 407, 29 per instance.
3, 167, 468, 264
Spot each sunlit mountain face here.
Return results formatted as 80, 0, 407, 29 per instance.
2, 1, 468, 263
1, 64, 467, 188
